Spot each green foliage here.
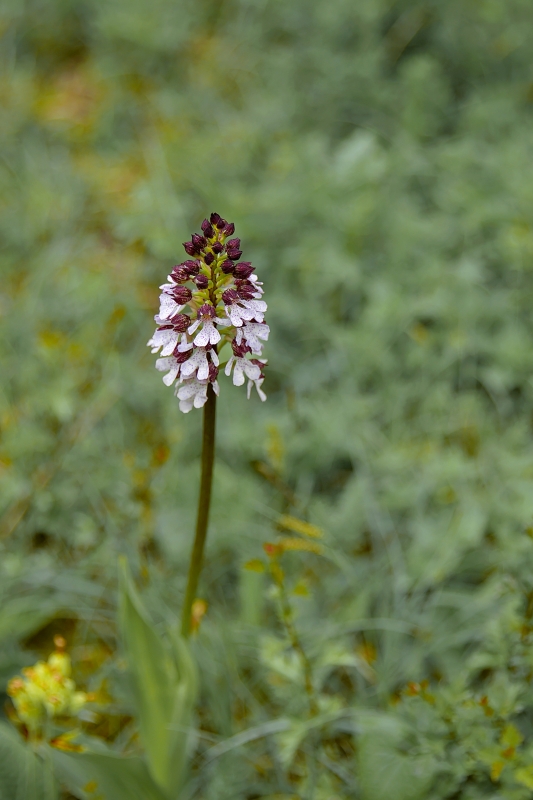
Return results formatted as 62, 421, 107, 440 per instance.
49, 748, 167, 800
118, 558, 197, 795
2, 0, 533, 797
0, 723, 57, 800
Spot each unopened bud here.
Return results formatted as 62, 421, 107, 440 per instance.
194, 274, 209, 289
238, 287, 255, 300
222, 288, 239, 305
173, 286, 192, 304
210, 212, 222, 226
183, 260, 200, 276
192, 233, 206, 249
224, 222, 235, 235
221, 260, 235, 274
171, 266, 189, 283
170, 312, 190, 331
234, 262, 254, 279
226, 238, 241, 251
201, 219, 215, 238
226, 248, 242, 261
212, 242, 223, 254
183, 241, 199, 256
215, 216, 227, 230
204, 252, 215, 266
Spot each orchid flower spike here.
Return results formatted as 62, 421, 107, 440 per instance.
148, 215, 269, 412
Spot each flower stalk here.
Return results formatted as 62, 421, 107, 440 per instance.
181, 385, 217, 637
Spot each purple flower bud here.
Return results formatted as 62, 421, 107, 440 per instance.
183, 241, 199, 256
231, 338, 251, 357
234, 262, 254, 279
226, 238, 241, 251
201, 219, 215, 238
222, 288, 239, 305
212, 242, 223, 254
226, 248, 242, 261
210, 212, 222, 226
172, 347, 192, 363
171, 266, 189, 283
204, 252, 215, 266
198, 303, 216, 319
170, 313, 190, 331
221, 260, 235, 275
194, 274, 209, 289
192, 233, 207, 249
172, 286, 192, 304
208, 362, 219, 382
237, 286, 255, 300
183, 260, 200, 276
224, 222, 235, 236
215, 217, 227, 230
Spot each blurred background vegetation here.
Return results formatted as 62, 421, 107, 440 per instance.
2, 0, 533, 797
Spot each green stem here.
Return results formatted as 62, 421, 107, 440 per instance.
181, 385, 217, 637
271, 561, 318, 716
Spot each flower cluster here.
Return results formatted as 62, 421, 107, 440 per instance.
7, 643, 87, 736
148, 214, 269, 412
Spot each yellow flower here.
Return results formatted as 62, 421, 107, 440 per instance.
7, 646, 87, 737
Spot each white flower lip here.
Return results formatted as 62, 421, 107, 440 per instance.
147, 328, 180, 356
235, 322, 270, 355
156, 356, 181, 386
159, 293, 184, 320
176, 378, 209, 413
225, 355, 262, 386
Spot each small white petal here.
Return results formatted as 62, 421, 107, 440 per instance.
159, 294, 182, 320
211, 350, 219, 367
179, 397, 194, 413
233, 361, 245, 386
160, 332, 179, 356
243, 360, 261, 380
212, 380, 220, 396
177, 382, 198, 399
148, 328, 178, 355
187, 320, 201, 335
163, 365, 180, 386
227, 306, 244, 327
242, 299, 267, 314
225, 356, 235, 376
155, 357, 174, 372
193, 325, 211, 347
193, 389, 208, 408
197, 357, 209, 381
208, 324, 221, 345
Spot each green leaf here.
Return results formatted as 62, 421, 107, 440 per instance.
501, 723, 523, 748
356, 720, 436, 800
118, 558, 198, 797
49, 748, 167, 800
0, 596, 61, 644
515, 765, 533, 790
0, 723, 58, 800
